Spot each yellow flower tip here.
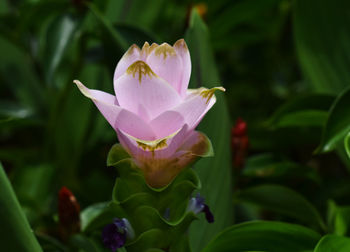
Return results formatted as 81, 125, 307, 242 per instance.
125, 44, 140, 57
200, 87, 226, 104
154, 43, 176, 60
126, 60, 157, 83
174, 38, 188, 50
73, 79, 93, 99
141, 42, 158, 57
217, 86, 226, 92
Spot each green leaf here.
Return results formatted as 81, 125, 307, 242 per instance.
267, 94, 334, 129
294, 0, 350, 94
271, 110, 328, 129
81, 201, 124, 233
328, 201, 350, 236
126, 229, 167, 252
202, 221, 321, 252
210, 0, 285, 41
243, 153, 320, 183
87, 3, 128, 51
107, 144, 131, 166
104, 0, 165, 30
81, 202, 109, 232
43, 13, 80, 86
0, 35, 44, 110
0, 163, 43, 252
314, 235, 350, 252
235, 184, 326, 231
345, 132, 350, 160
69, 234, 101, 252
317, 87, 350, 152
185, 10, 233, 252
12, 164, 56, 223
109, 157, 200, 223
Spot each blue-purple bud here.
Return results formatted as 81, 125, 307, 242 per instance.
187, 194, 214, 223
102, 218, 134, 251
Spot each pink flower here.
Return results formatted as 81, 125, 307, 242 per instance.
74, 39, 224, 187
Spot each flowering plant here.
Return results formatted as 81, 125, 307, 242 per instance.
74, 39, 224, 187
72, 39, 223, 251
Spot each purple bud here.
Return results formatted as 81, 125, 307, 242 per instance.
187, 194, 214, 223
102, 218, 134, 251
202, 204, 214, 223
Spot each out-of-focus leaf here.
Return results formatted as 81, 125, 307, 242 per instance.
317, 87, 350, 153
36, 233, 67, 252
235, 184, 326, 231
80, 202, 109, 232
104, 0, 165, 30
0, 0, 9, 15
87, 3, 128, 51
12, 164, 55, 223
0, 36, 44, 110
114, 23, 160, 47
267, 94, 334, 128
294, 0, 350, 94
18, 0, 69, 34
0, 100, 34, 124
270, 110, 328, 129
70, 234, 101, 252
314, 235, 350, 252
185, 10, 233, 252
202, 221, 321, 252
243, 153, 320, 183
328, 201, 350, 236
345, 132, 350, 159
210, 0, 284, 40
43, 13, 80, 86
0, 163, 43, 252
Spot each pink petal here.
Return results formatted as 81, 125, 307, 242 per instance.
117, 127, 211, 188
173, 39, 191, 98
113, 44, 141, 87
146, 43, 183, 94
140, 42, 158, 61
114, 61, 182, 120
149, 111, 184, 139
177, 130, 213, 157
117, 124, 188, 162
74, 80, 156, 141
169, 87, 225, 131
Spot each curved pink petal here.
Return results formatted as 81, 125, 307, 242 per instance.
117, 126, 211, 187
114, 61, 182, 120
169, 87, 224, 131
173, 39, 191, 98
74, 80, 156, 141
149, 111, 184, 139
113, 44, 141, 88
117, 124, 188, 161
140, 42, 158, 61
146, 43, 183, 94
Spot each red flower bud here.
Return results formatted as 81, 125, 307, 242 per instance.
232, 118, 247, 137
58, 187, 80, 238
231, 118, 249, 169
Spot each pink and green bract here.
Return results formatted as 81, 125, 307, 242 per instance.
74, 39, 224, 187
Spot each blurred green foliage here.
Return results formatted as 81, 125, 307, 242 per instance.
2, 0, 350, 251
